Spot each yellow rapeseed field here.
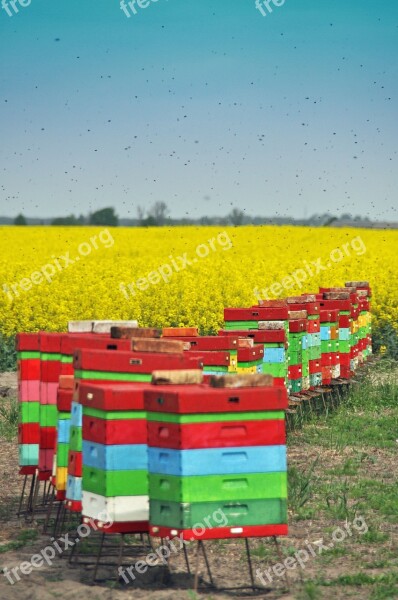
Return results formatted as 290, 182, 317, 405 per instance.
0, 226, 397, 337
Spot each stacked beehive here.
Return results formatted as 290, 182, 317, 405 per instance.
79, 384, 151, 532
172, 335, 239, 374
55, 375, 74, 499
326, 308, 340, 380
188, 349, 231, 376
218, 329, 288, 388
288, 295, 321, 392
224, 304, 289, 385
66, 344, 201, 514
286, 301, 307, 394
146, 380, 288, 540
57, 331, 134, 505
17, 333, 41, 470
237, 344, 264, 374
39, 333, 63, 480
345, 282, 372, 364
319, 290, 354, 380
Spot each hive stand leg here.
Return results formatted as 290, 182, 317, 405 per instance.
43, 487, 56, 533
146, 533, 155, 552
116, 534, 125, 579
29, 476, 42, 520
41, 480, 48, 505
92, 532, 106, 582
193, 540, 214, 592
17, 475, 28, 517
53, 501, 64, 540
273, 536, 290, 590
306, 395, 314, 417
26, 471, 37, 514
201, 542, 213, 586
245, 538, 256, 590
321, 391, 328, 415
68, 533, 79, 565
183, 543, 191, 575
193, 541, 201, 592
335, 384, 342, 406
56, 504, 67, 537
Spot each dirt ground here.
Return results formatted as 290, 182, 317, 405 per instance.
1, 371, 397, 600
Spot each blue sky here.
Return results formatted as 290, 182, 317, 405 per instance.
0, 0, 397, 220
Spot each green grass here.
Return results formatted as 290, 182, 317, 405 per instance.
0, 334, 17, 372
300, 374, 398, 451
0, 529, 39, 554
0, 396, 19, 440
286, 359, 398, 599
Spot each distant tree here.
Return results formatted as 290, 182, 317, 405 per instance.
137, 205, 145, 226
148, 202, 169, 226
14, 214, 27, 225
323, 216, 338, 227
340, 213, 352, 221
141, 215, 157, 227
77, 214, 86, 225
51, 214, 79, 226
89, 207, 118, 227
229, 208, 245, 226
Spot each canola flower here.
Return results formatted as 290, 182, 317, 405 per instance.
0, 225, 397, 338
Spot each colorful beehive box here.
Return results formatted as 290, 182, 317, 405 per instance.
79, 384, 151, 533
219, 329, 288, 387
286, 313, 306, 394
290, 295, 322, 389
55, 375, 74, 499
237, 344, 264, 374
56, 334, 132, 501
319, 310, 334, 385
345, 282, 372, 362
39, 333, 63, 480
68, 320, 139, 334
224, 306, 289, 331
187, 350, 231, 376
65, 348, 202, 512
320, 290, 353, 379
145, 383, 288, 540
175, 336, 239, 373
17, 333, 41, 470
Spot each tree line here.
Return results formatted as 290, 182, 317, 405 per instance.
12, 204, 248, 227
11, 205, 377, 228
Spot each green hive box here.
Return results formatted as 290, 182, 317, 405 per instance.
73, 370, 152, 382
39, 404, 57, 427
20, 402, 40, 424
150, 498, 288, 528
147, 410, 285, 425
149, 472, 287, 503
224, 321, 259, 330
83, 407, 146, 421
69, 425, 82, 452
288, 350, 302, 366
57, 442, 69, 468
288, 336, 303, 352
260, 363, 287, 378
82, 466, 148, 497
